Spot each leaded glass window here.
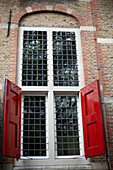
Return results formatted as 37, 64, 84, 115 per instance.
55, 96, 80, 156
19, 27, 83, 159
22, 31, 48, 86
53, 31, 79, 86
21, 96, 48, 157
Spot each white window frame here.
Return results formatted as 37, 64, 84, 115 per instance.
21, 94, 49, 159
54, 94, 82, 159
17, 27, 84, 90
16, 26, 85, 161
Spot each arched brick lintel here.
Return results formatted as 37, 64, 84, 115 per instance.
12, 5, 87, 26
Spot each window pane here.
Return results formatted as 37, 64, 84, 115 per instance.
55, 96, 80, 156
53, 31, 79, 86
22, 96, 47, 157
22, 31, 48, 86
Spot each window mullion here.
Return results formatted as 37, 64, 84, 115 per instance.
48, 30, 53, 87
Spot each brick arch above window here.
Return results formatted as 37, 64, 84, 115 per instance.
12, 5, 87, 26
19, 12, 80, 28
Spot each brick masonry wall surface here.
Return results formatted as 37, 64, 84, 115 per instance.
98, 0, 113, 38
0, 0, 113, 169
0, 0, 89, 24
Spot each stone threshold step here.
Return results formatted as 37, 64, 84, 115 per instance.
13, 165, 92, 170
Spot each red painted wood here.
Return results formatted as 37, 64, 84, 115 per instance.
80, 80, 106, 158
2, 79, 21, 159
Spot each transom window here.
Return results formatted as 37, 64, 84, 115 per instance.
22, 31, 48, 86
17, 27, 83, 159
53, 31, 78, 86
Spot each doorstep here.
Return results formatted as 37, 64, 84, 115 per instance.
13, 165, 92, 170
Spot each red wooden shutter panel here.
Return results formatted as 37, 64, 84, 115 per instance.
2, 79, 21, 159
80, 80, 106, 158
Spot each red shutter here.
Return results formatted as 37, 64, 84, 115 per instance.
80, 80, 106, 158
2, 79, 21, 159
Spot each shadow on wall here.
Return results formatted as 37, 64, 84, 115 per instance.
0, 94, 13, 170
0, 95, 3, 156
